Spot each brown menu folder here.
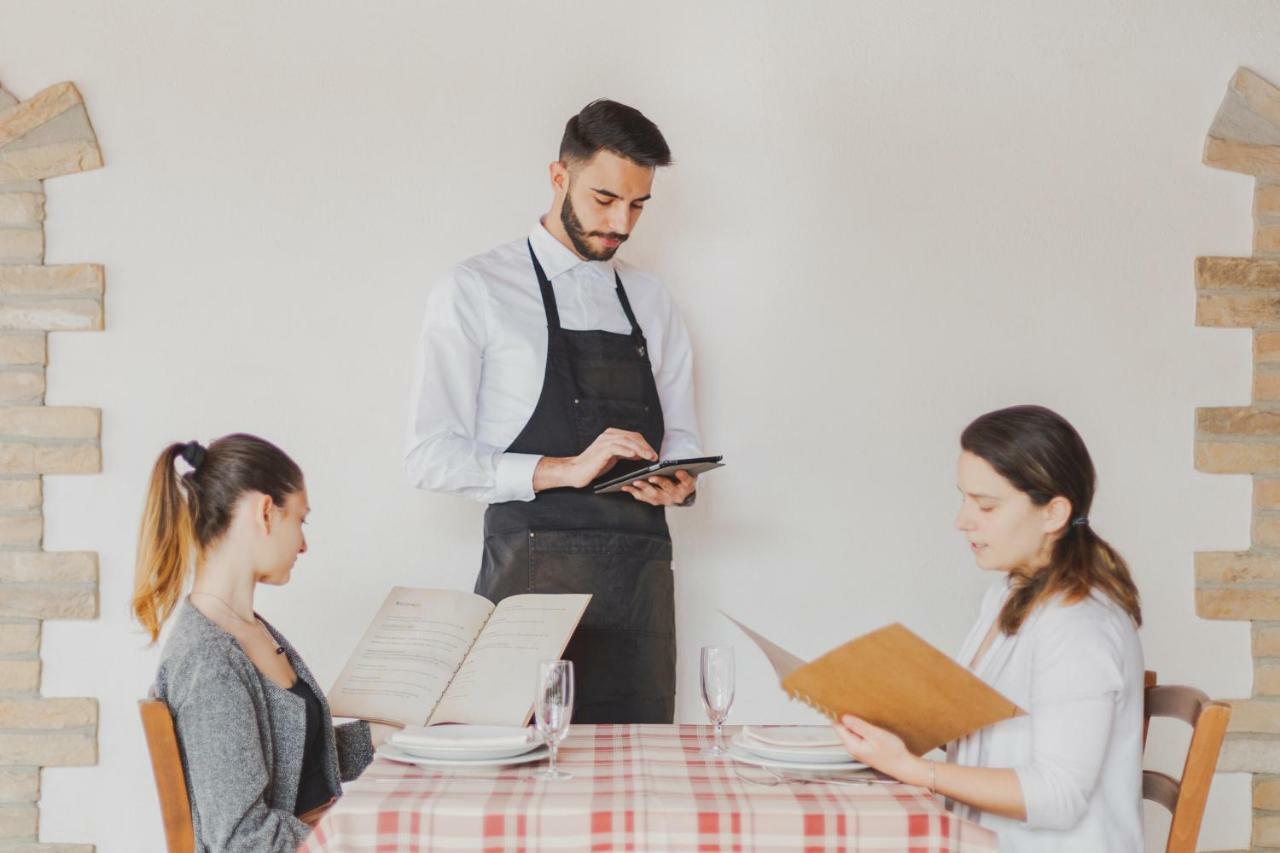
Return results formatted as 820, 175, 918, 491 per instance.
725, 613, 1025, 755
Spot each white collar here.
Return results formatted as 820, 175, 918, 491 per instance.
528, 219, 615, 281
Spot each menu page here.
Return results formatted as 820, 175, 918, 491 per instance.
327, 587, 495, 726
429, 593, 591, 726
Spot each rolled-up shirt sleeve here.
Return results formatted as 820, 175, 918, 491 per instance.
403, 267, 541, 503
653, 289, 702, 461
1014, 604, 1125, 831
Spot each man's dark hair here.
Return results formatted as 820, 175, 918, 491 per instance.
559, 99, 672, 168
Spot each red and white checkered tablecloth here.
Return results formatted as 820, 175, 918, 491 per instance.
299, 724, 998, 853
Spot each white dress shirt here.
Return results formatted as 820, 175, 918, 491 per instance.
404, 222, 702, 504
947, 576, 1145, 852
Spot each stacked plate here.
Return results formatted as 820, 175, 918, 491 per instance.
378, 725, 549, 768
728, 725, 867, 772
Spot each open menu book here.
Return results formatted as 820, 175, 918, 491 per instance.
328, 588, 591, 728
724, 613, 1024, 755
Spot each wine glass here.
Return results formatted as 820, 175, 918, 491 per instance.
534, 659, 574, 780
700, 645, 735, 757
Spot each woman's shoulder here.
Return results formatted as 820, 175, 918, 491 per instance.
1029, 588, 1141, 660
153, 604, 253, 707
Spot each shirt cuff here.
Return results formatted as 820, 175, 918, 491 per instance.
493, 452, 542, 503
677, 489, 697, 507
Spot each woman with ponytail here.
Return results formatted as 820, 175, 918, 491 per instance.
833, 405, 1144, 851
134, 434, 382, 852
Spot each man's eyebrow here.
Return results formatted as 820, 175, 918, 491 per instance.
590, 187, 652, 203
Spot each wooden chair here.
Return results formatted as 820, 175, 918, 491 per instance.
1142, 670, 1231, 853
139, 697, 195, 853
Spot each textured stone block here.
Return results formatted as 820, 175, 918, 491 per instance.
0, 768, 37, 802
1258, 814, 1280, 848
0, 697, 95, 729
0, 229, 42, 266
0, 83, 101, 182
1221, 734, 1280, 772
1259, 478, 1280, 510
0, 730, 94, 766
1204, 136, 1280, 178
0, 845, 94, 853
0, 371, 43, 405
0, 584, 95, 620
1196, 439, 1280, 474
0, 660, 38, 693
0, 553, 95, 583
0, 300, 101, 332
1260, 183, 1280, 217
1231, 699, 1280, 733
1257, 623, 1280, 656
1233, 67, 1280, 128
0, 802, 37, 839
0, 408, 97, 440
0, 622, 37, 656
1260, 222, 1280, 256
0, 194, 42, 228
1258, 514, 1280, 549
0, 514, 42, 547
1259, 663, 1280, 695
0, 335, 45, 366
0, 141, 103, 183
1197, 291, 1280, 328
0, 444, 99, 475
0, 265, 102, 299
1258, 367, 1280, 401
1199, 407, 1280, 436
0, 480, 41, 512
0, 83, 82, 149
1258, 774, 1280, 809
1196, 552, 1280, 584
1197, 256, 1280, 289
1198, 585, 1280, 619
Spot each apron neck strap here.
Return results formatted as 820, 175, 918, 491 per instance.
527, 240, 561, 330
613, 271, 644, 342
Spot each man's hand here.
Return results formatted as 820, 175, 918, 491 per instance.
622, 469, 697, 506
533, 428, 658, 491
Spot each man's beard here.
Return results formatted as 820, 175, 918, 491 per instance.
560, 191, 628, 261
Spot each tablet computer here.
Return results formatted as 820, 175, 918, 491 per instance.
592, 456, 725, 494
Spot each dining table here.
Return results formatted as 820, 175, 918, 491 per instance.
298, 724, 998, 852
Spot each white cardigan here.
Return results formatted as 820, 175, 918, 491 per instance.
946, 576, 1145, 852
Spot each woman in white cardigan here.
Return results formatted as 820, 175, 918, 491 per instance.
835, 405, 1144, 852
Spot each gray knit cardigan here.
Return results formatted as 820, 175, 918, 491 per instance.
152, 602, 374, 852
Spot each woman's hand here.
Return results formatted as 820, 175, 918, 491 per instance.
833, 714, 929, 787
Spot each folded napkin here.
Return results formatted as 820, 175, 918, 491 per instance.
741, 725, 844, 750
391, 725, 536, 750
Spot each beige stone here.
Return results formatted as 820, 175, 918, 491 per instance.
0, 265, 102, 299
32, 444, 100, 475
0, 299, 102, 332
1257, 814, 1280, 848
0, 229, 42, 265
0, 553, 96, 583
0, 697, 95, 729
1205, 136, 1280, 178
1257, 623, 1280, 656
0, 621, 37, 655
0, 660, 38, 693
0, 371, 43, 404
1258, 368, 1280, 400
1258, 514, 1280, 549
1197, 290, 1280, 328
1198, 585, 1280, 619
0, 83, 82, 149
0, 584, 95, 620
0, 140, 103, 183
0, 514, 42, 547
1196, 439, 1280, 474
1230, 699, 1280, 733
0, 407, 97, 440
3, 106, 95, 155
1196, 551, 1280, 583
1198, 406, 1280, 436
1259, 222, 1280, 257
1220, 734, 1280, 772
1258, 477, 1280, 509
0, 334, 45, 366
1197, 256, 1280, 289
1259, 663, 1280, 695
0, 194, 42, 228
1259, 774, 1280, 809
0, 768, 37, 802
0, 802, 37, 839
0, 731, 94, 766
0, 480, 42, 512
1260, 183, 1280, 218
0, 845, 94, 853
1233, 68, 1280, 129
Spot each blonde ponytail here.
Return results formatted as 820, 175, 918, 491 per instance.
131, 444, 196, 643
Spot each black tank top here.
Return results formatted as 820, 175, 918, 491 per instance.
287, 677, 333, 815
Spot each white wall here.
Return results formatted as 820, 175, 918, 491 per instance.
0, 1, 1271, 849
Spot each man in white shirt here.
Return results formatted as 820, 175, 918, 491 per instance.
404, 100, 703, 723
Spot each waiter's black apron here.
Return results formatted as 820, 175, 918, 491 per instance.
474, 241, 675, 724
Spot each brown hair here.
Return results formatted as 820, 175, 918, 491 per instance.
961, 405, 1142, 634
131, 434, 304, 643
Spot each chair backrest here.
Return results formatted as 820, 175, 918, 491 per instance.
1142, 670, 1232, 853
138, 698, 195, 853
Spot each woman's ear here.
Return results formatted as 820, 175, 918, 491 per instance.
1043, 496, 1072, 535
256, 493, 275, 535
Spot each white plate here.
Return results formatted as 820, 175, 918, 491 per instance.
391, 725, 537, 750
377, 742, 550, 768
732, 732, 852, 765
389, 740, 544, 761
741, 724, 844, 749
727, 742, 867, 773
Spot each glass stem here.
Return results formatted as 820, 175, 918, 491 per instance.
715, 720, 724, 750
548, 739, 558, 774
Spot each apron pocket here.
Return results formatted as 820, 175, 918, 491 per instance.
528, 529, 674, 637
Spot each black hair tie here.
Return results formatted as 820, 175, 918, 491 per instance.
179, 441, 207, 470
1070, 516, 1089, 528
